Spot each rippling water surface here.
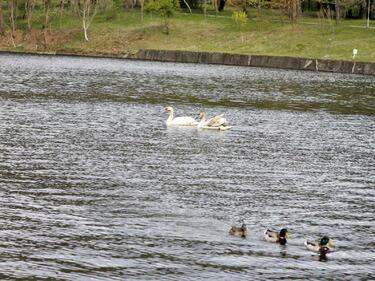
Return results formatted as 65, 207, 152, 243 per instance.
0, 54, 374, 280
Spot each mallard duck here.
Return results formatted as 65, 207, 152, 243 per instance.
165, 106, 198, 126
229, 222, 248, 238
264, 228, 289, 245
198, 112, 230, 130
304, 236, 334, 255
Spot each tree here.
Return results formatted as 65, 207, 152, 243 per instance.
335, 0, 340, 23
366, 0, 371, 27
145, 0, 179, 34
0, 1, 4, 36
77, 0, 99, 41
59, 0, 65, 26
140, 0, 144, 21
234, 0, 261, 17
213, 0, 218, 13
218, 0, 225, 11
43, 0, 51, 46
25, 0, 35, 32
232, 10, 248, 42
8, 0, 16, 46
183, 0, 193, 14
271, 0, 301, 22
257, 0, 263, 14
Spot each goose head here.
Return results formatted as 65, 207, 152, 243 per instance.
165, 106, 174, 113
198, 112, 206, 120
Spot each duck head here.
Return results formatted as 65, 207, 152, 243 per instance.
229, 220, 247, 238
280, 228, 288, 238
320, 236, 330, 246
279, 228, 288, 245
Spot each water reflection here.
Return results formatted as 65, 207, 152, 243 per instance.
318, 253, 328, 262
280, 245, 288, 258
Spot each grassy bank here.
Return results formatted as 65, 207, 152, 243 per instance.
0, 8, 375, 62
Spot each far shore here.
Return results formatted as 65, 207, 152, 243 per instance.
1, 49, 375, 76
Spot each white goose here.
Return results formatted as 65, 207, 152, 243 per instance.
198, 112, 230, 130
164, 106, 198, 127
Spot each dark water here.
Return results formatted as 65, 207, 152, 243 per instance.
0, 54, 374, 280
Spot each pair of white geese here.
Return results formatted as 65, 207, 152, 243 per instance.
165, 106, 230, 130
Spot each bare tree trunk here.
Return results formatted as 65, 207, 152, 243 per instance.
74, 0, 81, 16
59, 0, 65, 27
288, 0, 300, 22
140, 0, 144, 22
8, 1, 15, 36
79, 0, 98, 41
23, 1, 27, 19
242, 0, 247, 14
204, 0, 207, 17
8, 0, 16, 46
83, 0, 89, 41
82, 5, 88, 41
295, 0, 299, 21
182, 0, 192, 14
257, 0, 261, 15
0, 1, 4, 36
213, 0, 218, 14
164, 15, 169, 34
25, 0, 34, 32
335, 0, 340, 24
367, 0, 371, 28
14, 0, 18, 20
361, 3, 366, 19
43, 0, 50, 47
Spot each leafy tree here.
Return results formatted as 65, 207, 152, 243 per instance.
145, 0, 179, 34
232, 10, 248, 42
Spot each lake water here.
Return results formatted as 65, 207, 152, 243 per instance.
0, 53, 374, 280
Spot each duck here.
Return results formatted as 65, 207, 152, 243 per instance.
197, 112, 230, 130
304, 236, 334, 255
264, 228, 289, 245
229, 221, 248, 238
164, 106, 198, 127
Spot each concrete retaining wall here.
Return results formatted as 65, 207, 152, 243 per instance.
130, 49, 375, 76
1, 49, 374, 75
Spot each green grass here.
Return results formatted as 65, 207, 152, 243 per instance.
1, 7, 375, 62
